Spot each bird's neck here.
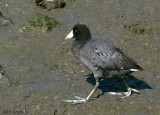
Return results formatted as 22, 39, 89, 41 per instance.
71, 40, 82, 58
71, 36, 91, 58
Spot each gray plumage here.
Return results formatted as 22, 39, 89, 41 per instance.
71, 24, 142, 81
64, 24, 143, 104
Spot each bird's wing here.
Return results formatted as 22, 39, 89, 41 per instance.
109, 46, 142, 70
80, 39, 142, 71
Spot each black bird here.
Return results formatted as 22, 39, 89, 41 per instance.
63, 24, 143, 104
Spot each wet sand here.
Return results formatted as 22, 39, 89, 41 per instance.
0, 0, 160, 114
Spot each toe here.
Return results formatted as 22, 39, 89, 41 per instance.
124, 90, 131, 96
131, 88, 139, 93
63, 100, 74, 103
108, 92, 123, 95
63, 96, 87, 104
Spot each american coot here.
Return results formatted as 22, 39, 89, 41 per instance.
63, 24, 143, 104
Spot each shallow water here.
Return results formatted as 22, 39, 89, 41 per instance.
0, 0, 160, 114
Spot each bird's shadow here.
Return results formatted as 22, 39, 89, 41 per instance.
86, 74, 152, 98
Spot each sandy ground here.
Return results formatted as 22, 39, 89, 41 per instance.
0, 0, 160, 114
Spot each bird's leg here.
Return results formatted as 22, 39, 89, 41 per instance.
121, 76, 139, 98
86, 80, 99, 100
63, 80, 100, 104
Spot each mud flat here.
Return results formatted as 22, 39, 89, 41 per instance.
0, 0, 160, 114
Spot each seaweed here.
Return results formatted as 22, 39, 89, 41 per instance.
20, 13, 60, 32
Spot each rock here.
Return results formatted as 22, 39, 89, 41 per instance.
35, 0, 66, 11
20, 13, 60, 32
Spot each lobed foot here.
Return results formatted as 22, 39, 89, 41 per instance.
63, 96, 87, 104
108, 88, 139, 98
121, 87, 139, 98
